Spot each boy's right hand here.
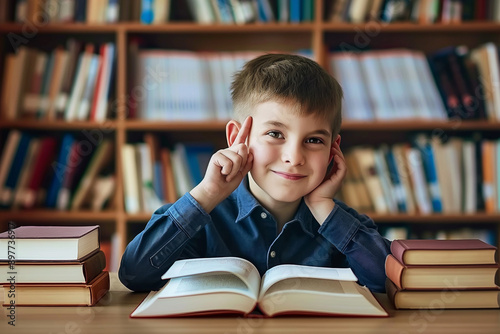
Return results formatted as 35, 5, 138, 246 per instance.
190, 116, 253, 213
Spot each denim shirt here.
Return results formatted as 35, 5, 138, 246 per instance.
119, 178, 391, 293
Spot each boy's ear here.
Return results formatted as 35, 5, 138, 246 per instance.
226, 120, 241, 147
329, 135, 341, 164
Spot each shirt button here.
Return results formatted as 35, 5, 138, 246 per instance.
270, 251, 276, 258
261, 212, 267, 219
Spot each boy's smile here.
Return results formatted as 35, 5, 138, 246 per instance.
246, 100, 334, 212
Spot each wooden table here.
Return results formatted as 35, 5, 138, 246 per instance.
1, 273, 499, 334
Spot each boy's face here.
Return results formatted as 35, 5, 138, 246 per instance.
245, 101, 335, 207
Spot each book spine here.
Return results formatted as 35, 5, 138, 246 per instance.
384, 254, 405, 289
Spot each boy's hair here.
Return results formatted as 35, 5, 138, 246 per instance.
230, 53, 343, 137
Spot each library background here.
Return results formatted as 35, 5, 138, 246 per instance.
1, 0, 500, 271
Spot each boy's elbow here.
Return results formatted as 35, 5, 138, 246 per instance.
118, 251, 165, 292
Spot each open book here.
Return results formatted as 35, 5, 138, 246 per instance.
130, 257, 388, 318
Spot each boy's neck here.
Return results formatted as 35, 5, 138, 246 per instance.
248, 175, 301, 230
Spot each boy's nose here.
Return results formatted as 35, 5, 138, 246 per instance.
282, 143, 305, 166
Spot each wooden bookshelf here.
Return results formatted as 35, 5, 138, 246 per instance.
1, 0, 500, 265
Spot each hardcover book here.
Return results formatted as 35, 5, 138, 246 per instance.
0, 225, 100, 261
130, 257, 388, 318
390, 239, 497, 265
386, 279, 500, 309
0, 250, 106, 284
2, 271, 109, 306
385, 254, 499, 290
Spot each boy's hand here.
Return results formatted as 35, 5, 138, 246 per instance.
190, 117, 253, 213
304, 139, 346, 224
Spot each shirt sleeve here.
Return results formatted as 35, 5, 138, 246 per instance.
118, 193, 212, 292
317, 200, 391, 292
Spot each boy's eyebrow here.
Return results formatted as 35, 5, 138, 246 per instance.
264, 120, 331, 137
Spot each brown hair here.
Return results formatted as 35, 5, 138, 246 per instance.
230, 53, 343, 137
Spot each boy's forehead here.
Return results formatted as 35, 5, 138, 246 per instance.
251, 101, 333, 135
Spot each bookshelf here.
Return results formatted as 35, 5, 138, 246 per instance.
1, 0, 500, 266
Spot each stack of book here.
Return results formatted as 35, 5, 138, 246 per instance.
385, 239, 500, 309
0, 225, 109, 306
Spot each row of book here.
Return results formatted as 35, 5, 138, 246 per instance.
330, 43, 499, 121
0, 225, 110, 306
338, 135, 500, 215
121, 133, 214, 213
1, 0, 315, 25
328, 0, 500, 23
0, 130, 115, 210
0, 41, 115, 122
3, 41, 498, 123
130, 49, 267, 121
385, 239, 500, 309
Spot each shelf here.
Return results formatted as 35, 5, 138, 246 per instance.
340, 120, 500, 131
0, 210, 118, 222
124, 22, 316, 33
125, 120, 228, 131
0, 22, 316, 34
0, 120, 118, 130
122, 119, 500, 132
0, 22, 121, 33
2, 21, 499, 35
371, 213, 500, 223
321, 21, 500, 33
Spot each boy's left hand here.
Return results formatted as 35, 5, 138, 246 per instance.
304, 138, 347, 224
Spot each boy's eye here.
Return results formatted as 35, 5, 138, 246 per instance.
305, 137, 324, 144
267, 131, 284, 139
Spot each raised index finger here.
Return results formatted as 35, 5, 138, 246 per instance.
233, 116, 252, 146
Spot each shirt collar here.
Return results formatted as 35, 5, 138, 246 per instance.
234, 177, 317, 237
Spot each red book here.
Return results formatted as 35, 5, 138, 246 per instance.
385, 254, 499, 290
390, 239, 497, 265
0, 225, 100, 261
2, 271, 110, 306
386, 278, 500, 310
23, 137, 57, 208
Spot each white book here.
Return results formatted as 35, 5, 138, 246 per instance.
65, 44, 94, 121
121, 144, 140, 213
136, 143, 163, 212
77, 54, 101, 121
359, 53, 395, 120
405, 147, 432, 214
462, 140, 477, 214
330, 52, 373, 120
378, 52, 415, 119
373, 148, 398, 213
130, 257, 387, 318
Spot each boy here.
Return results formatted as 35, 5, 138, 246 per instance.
119, 54, 391, 293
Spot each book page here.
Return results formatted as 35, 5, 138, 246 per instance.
161, 257, 261, 297
259, 264, 357, 298
157, 273, 257, 300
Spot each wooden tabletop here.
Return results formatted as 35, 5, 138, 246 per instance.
1, 273, 499, 334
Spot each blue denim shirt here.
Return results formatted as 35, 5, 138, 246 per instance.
119, 178, 391, 292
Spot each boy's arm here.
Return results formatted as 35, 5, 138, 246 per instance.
317, 201, 391, 292
118, 193, 211, 292
119, 117, 253, 292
